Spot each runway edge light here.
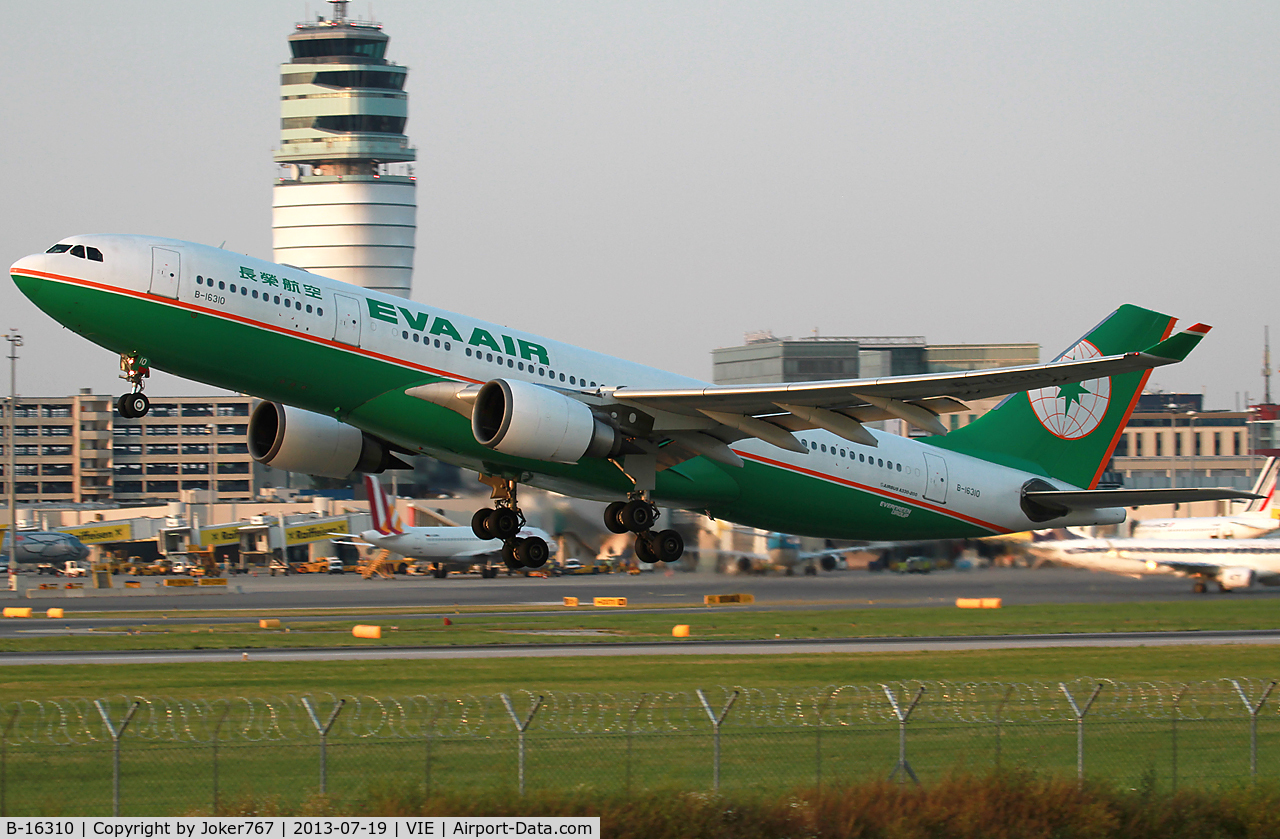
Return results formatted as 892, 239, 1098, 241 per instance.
353, 625, 382, 639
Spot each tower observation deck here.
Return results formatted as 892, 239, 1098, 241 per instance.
273, 0, 416, 298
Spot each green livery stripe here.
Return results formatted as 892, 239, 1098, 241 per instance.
736, 450, 1008, 535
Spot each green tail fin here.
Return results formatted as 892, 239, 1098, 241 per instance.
929, 304, 1199, 488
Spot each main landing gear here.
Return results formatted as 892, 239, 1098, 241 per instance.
470, 476, 550, 572
117, 354, 151, 418
604, 495, 685, 564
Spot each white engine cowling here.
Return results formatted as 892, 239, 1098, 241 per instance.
471, 379, 619, 463
1219, 567, 1255, 590
248, 402, 398, 478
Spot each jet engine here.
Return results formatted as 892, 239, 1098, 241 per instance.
1219, 567, 1255, 590
471, 378, 620, 463
248, 402, 404, 478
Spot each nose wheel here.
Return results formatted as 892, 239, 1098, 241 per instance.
117, 354, 151, 418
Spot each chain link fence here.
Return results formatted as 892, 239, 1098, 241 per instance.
1, 678, 1277, 815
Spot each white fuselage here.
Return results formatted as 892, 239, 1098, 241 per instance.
358, 526, 556, 562
1031, 537, 1280, 585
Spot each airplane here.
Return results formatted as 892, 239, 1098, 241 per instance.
1128, 457, 1279, 540
1, 528, 90, 567
338, 475, 557, 577
1028, 536, 1280, 593
9, 235, 1256, 565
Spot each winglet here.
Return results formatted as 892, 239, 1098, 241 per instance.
1144, 323, 1212, 362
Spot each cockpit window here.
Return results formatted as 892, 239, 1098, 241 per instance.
86, 247, 103, 262
70, 245, 86, 258
46, 244, 71, 253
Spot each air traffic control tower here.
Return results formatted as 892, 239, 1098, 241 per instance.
273, 0, 416, 298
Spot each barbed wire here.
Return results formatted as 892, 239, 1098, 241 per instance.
1, 678, 1274, 745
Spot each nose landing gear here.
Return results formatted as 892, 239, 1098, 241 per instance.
117, 354, 151, 418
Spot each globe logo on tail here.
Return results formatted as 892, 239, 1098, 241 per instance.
1027, 339, 1110, 439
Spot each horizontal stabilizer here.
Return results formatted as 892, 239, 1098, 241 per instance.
1025, 487, 1258, 517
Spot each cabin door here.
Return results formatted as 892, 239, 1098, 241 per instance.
333, 294, 362, 346
150, 248, 180, 298
923, 452, 948, 504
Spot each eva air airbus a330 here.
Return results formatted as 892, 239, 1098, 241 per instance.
10, 236, 1250, 568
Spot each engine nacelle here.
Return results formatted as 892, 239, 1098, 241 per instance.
248, 402, 399, 478
471, 378, 619, 463
1219, 566, 1255, 590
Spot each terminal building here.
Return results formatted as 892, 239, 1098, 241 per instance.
272, 0, 417, 298
0, 391, 285, 506
712, 332, 1041, 434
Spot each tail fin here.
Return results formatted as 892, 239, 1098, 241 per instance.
363, 474, 405, 535
1247, 457, 1279, 513
930, 305, 1204, 488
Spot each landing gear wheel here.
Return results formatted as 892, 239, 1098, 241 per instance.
124, 393, 149, 418
620, 500, 657, 533
487, 508, 521, 541
472, 509, 495, 540
502, 539, 520, 568
652, 529, 684, 563
1192, 580, 1207, 594
635, 532, 658, 564
518, 537, 549, 568
604, 502, 629, 534
116, 394, 136, 419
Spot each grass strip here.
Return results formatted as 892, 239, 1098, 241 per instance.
208, 774, 1280, 837
3, 599, 1278, 653
1, 645, 1277, 700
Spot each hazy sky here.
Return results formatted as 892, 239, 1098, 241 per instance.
2, 1, 1277, 409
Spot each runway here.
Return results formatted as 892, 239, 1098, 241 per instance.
0, 565, 1262, 617
3, 628, 1278, 666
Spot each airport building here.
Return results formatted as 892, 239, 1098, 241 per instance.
711, 332, 1040, 434
1111, 394, 1264, 491
0, 392, 282, 506
272, 0, 417, 298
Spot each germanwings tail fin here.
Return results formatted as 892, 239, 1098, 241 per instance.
363, 474, 405, 535
1247, 457, 1279, 513
931, 305, 1203, 489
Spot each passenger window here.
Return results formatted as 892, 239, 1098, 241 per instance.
70, 245, 86, 258
412, 333, 418, 342
197, 276, 204, 285
87, 247, 103, 262
820, 444, 827, 453
443, 341, 449, 350
590, 382, 596, 387
840, 449, 846, 458
538, 368, 545, 376
877, 459, 883, 467
274, 296, 280, 304
518, 362, 524, 371
252, 290, 259, 299
318, 308, 323, 316
434, 339, 440, 348
230, 284, 237, 293
486, 353, 493, 363
559, 373, 566, 382
896, 463, 902, 471
285, 299, 292, 309
466, 348, 472, 357
241, 287, 247, 296
305, 304, 312, 312
508, 359, 514, 368
218, 281, 225, 290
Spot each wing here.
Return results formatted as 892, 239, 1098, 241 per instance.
608, 327, 1206, 456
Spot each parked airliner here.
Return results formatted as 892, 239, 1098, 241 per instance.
9, 235, 1253, 566
339, 475, 556, 577
1129, 457, 1279, 540
1029, 536, 1280, 593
